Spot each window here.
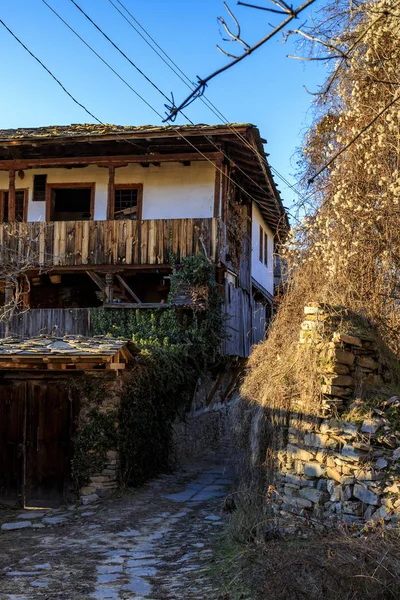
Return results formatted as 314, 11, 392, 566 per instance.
33, 174, 47, 202
258, 224, 269, 266
0, 190, 27, 222
113, 185, 142, 220
264, 230, 268, 266
47, 184, 95, 221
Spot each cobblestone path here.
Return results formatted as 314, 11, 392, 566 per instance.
0, 451, 233, 599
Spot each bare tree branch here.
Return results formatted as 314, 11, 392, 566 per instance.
164, 0, 317, 122
218, 2, 250, 49
287, 28, 348, 58
237, 1, 288, 15
308, 93, 400, 184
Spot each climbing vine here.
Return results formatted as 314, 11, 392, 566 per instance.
88, 253, 225, 485
68, 377, 118, 488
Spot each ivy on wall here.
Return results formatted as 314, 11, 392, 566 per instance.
69, 377, 118, 489
87, 253, 225, 486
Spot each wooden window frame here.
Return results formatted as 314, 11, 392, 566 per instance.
46, 183, 95, 221
111, 184, 143, 221
259, 225, 263, 263
264, 231, 268, 266
0, 189, 28, 222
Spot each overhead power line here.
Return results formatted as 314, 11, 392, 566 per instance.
106, 0, 307, 213
70, 0, 172, 105
109, 0, 309, 208
59, 1, 286, 222
5, 4, 283, 229
0, 18, 102, 124
163, 0, 316, 121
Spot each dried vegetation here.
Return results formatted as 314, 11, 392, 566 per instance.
234, 1, 400, 596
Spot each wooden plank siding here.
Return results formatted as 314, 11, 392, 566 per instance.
0, 218, 222, 268
0, 308, 91, 338
221, 281, 267, 357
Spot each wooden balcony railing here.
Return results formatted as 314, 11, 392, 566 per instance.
0, 218, 222, 267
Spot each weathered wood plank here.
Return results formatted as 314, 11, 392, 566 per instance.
0, 218, 220, 268
0, 308, 91, 337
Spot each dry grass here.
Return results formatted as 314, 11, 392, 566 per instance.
241, 528, 400, 600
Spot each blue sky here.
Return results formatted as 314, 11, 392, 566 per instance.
0, 0, 325, 212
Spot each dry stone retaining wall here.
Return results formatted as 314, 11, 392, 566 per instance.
273, 305, 400, 525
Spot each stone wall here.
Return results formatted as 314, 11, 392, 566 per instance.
173, 369, 240, 462
273, 305, 400, 525
173, 402, 234, 462
77, 377, 122, 505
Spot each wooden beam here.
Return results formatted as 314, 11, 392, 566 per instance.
103, 302, 169, 309
8, 169, 15, 221
107, 166, 115, 220
213, 158, 222, 218
0, 151, 221, 170
115, 274, 142, 303
86, 270, 106, 292
105, 272, 114, 304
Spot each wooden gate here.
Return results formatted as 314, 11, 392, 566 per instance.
0, 378, 77, 507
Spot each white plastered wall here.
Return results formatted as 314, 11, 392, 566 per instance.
116, 162, 215, 219
251, 201, 274, 296
0, 161, 216, 222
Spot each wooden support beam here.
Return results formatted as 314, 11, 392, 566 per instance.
107, 166, 115, 220
103, 302, 169, 309
213, 158, 222, 218
86, 270, 106, 293
0, 152, 221, 170
105, 272, 114, 304
115, 274, 142, 303
8, 169, 15, 221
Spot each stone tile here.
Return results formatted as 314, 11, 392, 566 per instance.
1, 521, 32, 531
122, 576, 153, 596
16, 511, 47, 520
97, 573, 120, 584
163, 490, 197, 502
42, 516, 67, 525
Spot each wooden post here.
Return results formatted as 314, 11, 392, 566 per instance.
105, 272, 114, 304
221, 163, 229, 223
21, 277, 30, 310
213, 158, 222, 218
8, 169, 15, 221
107, 166, 115, 220
4, 281, 14, 337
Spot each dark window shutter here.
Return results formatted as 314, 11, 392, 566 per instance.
33, 174, 47, 202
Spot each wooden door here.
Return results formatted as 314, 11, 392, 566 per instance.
0, 380, 26, 505
0, 378, 77, 507
25, 381, 76, 508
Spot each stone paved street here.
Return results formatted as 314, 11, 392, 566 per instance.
0, 451, 233, 599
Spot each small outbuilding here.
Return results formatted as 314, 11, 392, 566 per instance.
0, 335, 137, 507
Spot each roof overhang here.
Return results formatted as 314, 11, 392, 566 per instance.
0, 122, 289, 235
0, 335, 139, 372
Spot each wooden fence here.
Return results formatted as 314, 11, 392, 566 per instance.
0, 308, 91, 338
222, 282, 268, 357
0, 218, 221, 267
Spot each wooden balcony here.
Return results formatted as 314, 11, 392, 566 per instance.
0, 218, 222, 268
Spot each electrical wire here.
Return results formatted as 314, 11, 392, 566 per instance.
108, 0, 309, 210
46, 0, 287, 223
0, 18, 102, 125
5, 5, 283, 230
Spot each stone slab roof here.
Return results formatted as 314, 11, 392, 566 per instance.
0, 123, 253, 142
0, 335, 138, 356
